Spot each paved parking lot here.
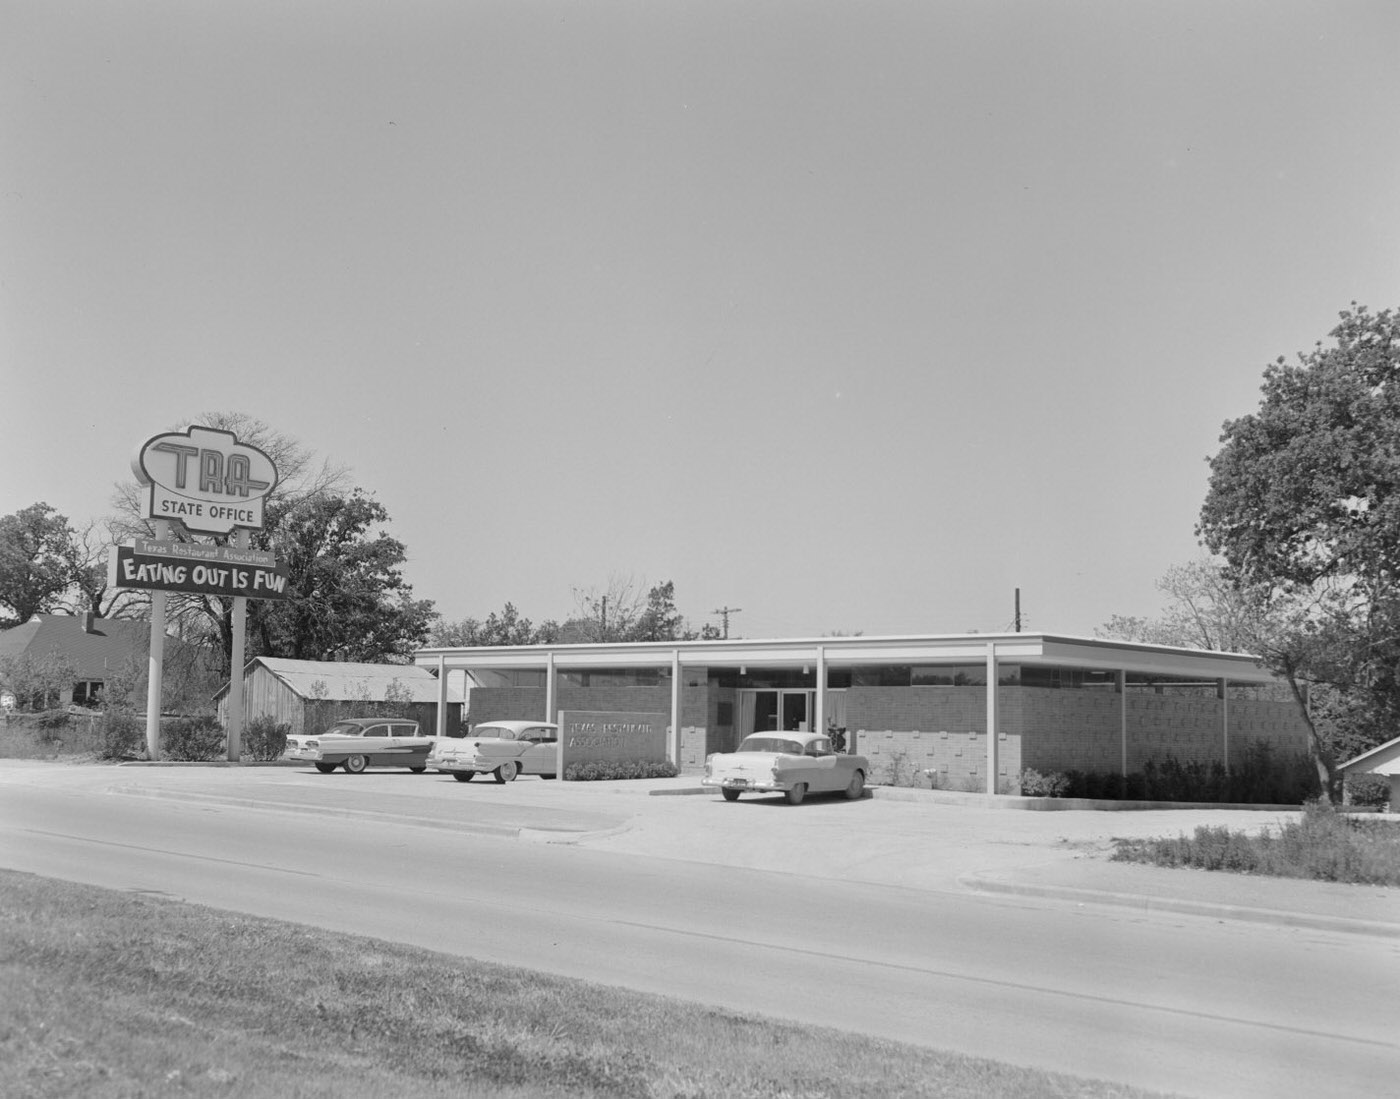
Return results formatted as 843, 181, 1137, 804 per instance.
5, 760, 1398, 936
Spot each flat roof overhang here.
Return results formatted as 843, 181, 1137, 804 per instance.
414, 632, 1279, 685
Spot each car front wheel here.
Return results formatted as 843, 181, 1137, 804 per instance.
785, 783, 807, 805
721, 787, 741, 802
494, 761, 519, 783
343, 754, 368, 774
844, 770, 865, 799
452, 771, 474, 782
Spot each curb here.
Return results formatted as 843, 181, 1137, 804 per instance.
962, 873, 1400, 939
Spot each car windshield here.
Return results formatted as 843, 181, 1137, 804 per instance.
325, 723, 364, 737
738, 736, 803, 754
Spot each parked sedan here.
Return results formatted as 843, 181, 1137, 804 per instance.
702, 731, 868, 804
429, 721, 559, 783
283, 718, 433, 774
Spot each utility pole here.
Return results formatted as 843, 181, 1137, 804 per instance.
1014, 588, 1022, 633
712, 606, 742, 639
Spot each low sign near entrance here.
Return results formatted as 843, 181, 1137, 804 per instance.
557, 710, 668, 774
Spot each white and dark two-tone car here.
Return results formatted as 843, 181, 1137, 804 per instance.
429, 720, 559, 783
702, 731, 868, 804
283, 717, 433, 774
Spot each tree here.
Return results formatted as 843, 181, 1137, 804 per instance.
1097, 558, 1262, 652
431, 603, 558, 647
632, 581, 688, 642
560, 576, 711, 642
1197, 303, 1400, 798
66, 519, 141, 619
433, 578, 719, 647
245, 490, 436, 664
0, 503, 83, 626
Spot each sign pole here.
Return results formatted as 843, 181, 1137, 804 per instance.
227, 528, 249, 761
144, 519, 169, 759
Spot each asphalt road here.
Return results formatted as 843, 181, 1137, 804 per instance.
1, 761, 1397, 1098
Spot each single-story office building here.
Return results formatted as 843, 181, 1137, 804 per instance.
414, 632, 1311, 794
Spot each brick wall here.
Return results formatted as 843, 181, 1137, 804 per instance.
847, 685, 1311, 789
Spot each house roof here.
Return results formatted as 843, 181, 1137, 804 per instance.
218, 656, 462, 704
1338, 735, 1400, 777
0, 614, 151, 680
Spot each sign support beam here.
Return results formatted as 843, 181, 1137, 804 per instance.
226, 529, 249, 761
144, 519, 169, 759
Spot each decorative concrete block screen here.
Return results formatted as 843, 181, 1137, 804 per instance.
557, 710, 667, 773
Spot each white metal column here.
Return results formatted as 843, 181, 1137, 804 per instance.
815, 644, 826, 740
436, 654, 448, 737
1219, 678, 1230, 771
985, 642, 998, 795
669, 650, 681, 764
1119, 669, 1128, 775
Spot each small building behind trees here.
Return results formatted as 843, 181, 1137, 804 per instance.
0, 613, 150, 708
215, 656, 464, 738
1339, 738, 1400, 809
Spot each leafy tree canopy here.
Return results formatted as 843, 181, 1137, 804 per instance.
430, 602, 558, 647
432, 577, 721, 647
0, 503, 82, 626
247, 489, 436, 664
1200, 303, 1400, 592
1188, 303, 1400, 795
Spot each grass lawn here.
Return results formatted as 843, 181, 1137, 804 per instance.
0, 870, 1170, 1099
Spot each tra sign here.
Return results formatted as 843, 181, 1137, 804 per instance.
108, 539, 291, 600
134, 425, 278, 534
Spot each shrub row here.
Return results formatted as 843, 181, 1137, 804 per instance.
563, 759, 680, 781
95, 711, 291, 762
1111, 802, 1400, 886
1018, 743, 1320, 805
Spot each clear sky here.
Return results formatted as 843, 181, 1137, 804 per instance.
3, 1, 1398, 641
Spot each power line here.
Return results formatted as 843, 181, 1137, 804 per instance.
712, 606, 742, 639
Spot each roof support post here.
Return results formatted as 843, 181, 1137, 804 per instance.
1219, 678, 1230, 772
436, 653, 448, 738
1118, 669, 1128, 776
985, 642, 998, 795
815, 644, 827, 740
545, 652, 557, 725
669, 650, 681, 764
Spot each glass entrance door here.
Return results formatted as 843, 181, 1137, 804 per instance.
741, 689, 812, 735
780, 690, 809, 732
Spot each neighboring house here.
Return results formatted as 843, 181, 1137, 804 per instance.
0, 613, 150, 707
214, 656, 464, 738
1339, 738, 1400, 808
